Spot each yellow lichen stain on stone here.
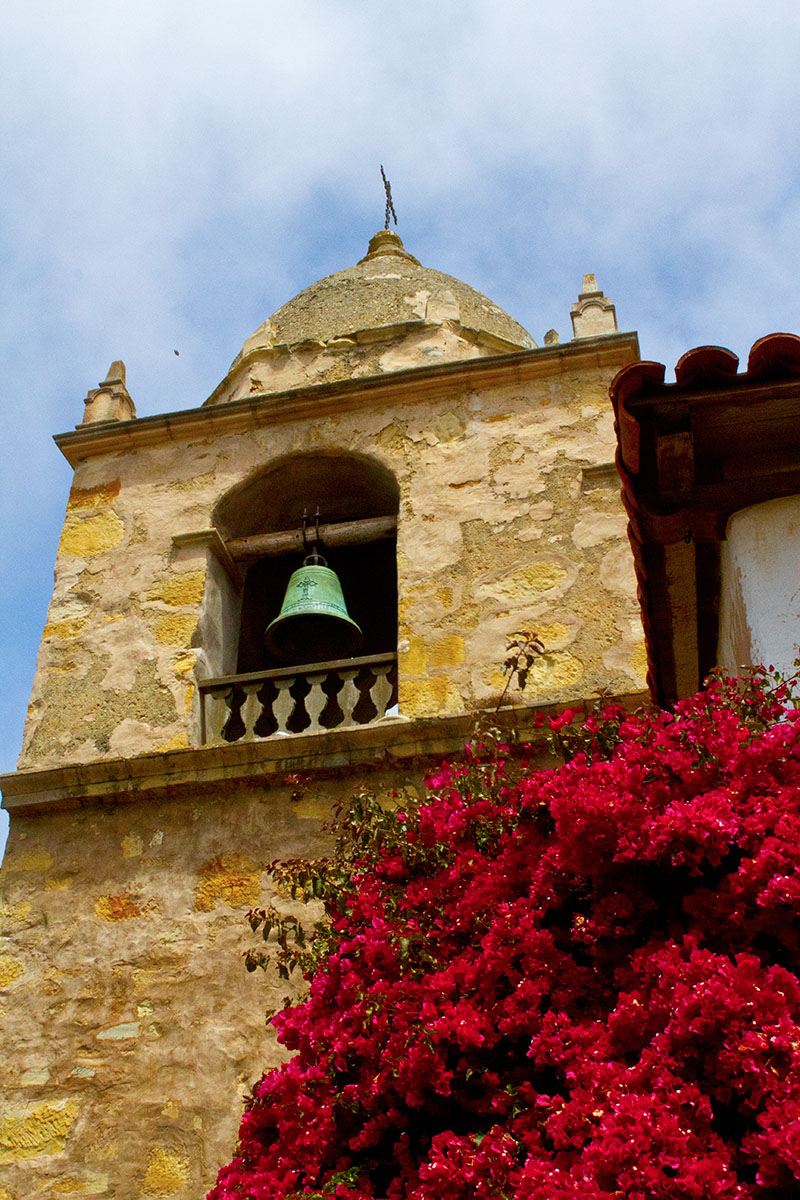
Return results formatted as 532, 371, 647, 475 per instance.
67, 479, 121, 510
121, 833, 144, 859
430, 634, 465, 668
45, 877, 73, 891
535, 622, 574, 648
161, 1100, 179, 1119
0, 1186, 13, 1199
103, 612, 124, 623
0, 900, 31, 924
172, 651, 197, 677
0, 956, 24, 989
0, 1098, 79, 1163
51, 1174, 109, 1194
94, 895, 142, 922
4, 849, 52, 872
435, 586, 453, 609
396, 589, 414, 624
629, 640, 648, 680
141, 1147, 189, 1196
400, 635, 428, 675
42, 617, 90, 641
58, 510, 124, 558
133, 967, 164, 995
399, 677, 463, 718
492, 562, 569, 600
194, 853, 261, 912
155, 731, 189, 752
150, 612, 197, 646
524, 652, 585, 695
483, 668, 508, 691
147, 571, 206, 607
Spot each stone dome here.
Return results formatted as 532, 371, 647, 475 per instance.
206, 230, 535, 404
264, 230, 534, 350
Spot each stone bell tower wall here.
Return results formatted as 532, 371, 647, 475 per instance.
18, 335, 646, 774
1, 333, 647, 1198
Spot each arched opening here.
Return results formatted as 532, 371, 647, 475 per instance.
214, 451, 399, 675
199, 452, 400, 743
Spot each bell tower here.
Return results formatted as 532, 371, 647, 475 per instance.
0, 231, 646, 1197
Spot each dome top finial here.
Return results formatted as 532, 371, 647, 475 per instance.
359, 228, 421, 265
380, 164, 398, 230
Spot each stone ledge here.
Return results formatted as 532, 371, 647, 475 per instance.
53, 333, 640, 467
1, 693, 649, 814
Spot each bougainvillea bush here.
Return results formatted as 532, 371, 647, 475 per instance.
210, 671, 800, 1199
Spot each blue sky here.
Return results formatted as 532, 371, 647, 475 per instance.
2, 1, 800, 853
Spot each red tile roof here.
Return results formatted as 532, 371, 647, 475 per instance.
610, 333, 800, 705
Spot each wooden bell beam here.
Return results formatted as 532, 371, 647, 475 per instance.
225, 514, 397, 562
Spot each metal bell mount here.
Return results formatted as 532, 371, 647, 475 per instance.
264, 510, 363, 664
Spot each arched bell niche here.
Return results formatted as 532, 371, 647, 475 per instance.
213, 451, 400, 674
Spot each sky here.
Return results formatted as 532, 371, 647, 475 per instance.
2, 0, 800, 853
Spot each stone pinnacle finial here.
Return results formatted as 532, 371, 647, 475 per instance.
570, 274, 618, 339
80, 360, 136, 426
102, 360, 126, 387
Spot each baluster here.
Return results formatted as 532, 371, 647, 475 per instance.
337, 669, 360, 726
206, 690, 233, 743
240, 683, 262, 741
272, 676, 296, 733
253, 680, 279, 739
304, 673, 328, 733
370, 663, 395, 719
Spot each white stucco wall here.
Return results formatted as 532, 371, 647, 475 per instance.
718, 494, 800, 676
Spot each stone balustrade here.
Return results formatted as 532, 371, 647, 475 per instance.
199, 653, 398, 744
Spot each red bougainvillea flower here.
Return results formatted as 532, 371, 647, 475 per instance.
210, 671, 800, 1200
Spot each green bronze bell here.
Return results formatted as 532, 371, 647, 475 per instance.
265, 553, 363, 665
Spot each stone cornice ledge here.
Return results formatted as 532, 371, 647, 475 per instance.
54, 333, 640, 467
1, 693, 650, 814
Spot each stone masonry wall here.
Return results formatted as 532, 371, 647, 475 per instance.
0, 769, 399, 1198
19, 356, 645, 772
